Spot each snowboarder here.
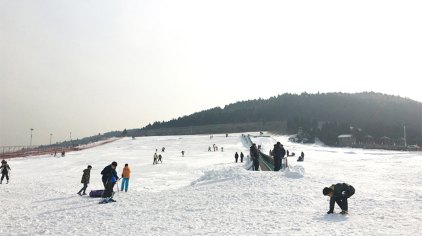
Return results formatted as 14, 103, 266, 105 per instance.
250, 143, 260, 171
77, 165, 92, 195
153, 153, 158, 165
234, 152, 239, 163
240, 152, 244, 163
181, 151, 185, 157
100, 161, 119, 203
0, 160, 11, 184
121, 163, 131, 192
272, 142, 286, 171
158, 154, 163, 163
323, 183, 355, 215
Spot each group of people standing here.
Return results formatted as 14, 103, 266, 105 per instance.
153, 152, 163, 165
234, 152, 244, 163
209, 144, 222, 152
77, 162, 131, 202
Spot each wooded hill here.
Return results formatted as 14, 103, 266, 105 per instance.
138, 92, 422, 146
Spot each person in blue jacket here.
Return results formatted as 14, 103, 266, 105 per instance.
323, 183, 355, 214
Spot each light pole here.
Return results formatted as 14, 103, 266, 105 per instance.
30, 128, 34, 146
50, 133, 53, 145
403, 124, 407, 147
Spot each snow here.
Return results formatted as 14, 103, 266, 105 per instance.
1, 133, 422, 235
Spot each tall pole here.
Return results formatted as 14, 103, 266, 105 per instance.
403, 124, 407, 147
30, 128, 34, 146
50, 133, 53, 145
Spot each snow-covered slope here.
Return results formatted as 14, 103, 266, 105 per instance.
1, 133, 421, 235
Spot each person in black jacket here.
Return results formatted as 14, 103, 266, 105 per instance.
323, 183, 355, 214
250, 143, 260, 171
234, 152, 239, 163
272, 142, 286, 171
240, 152, 244, 163
0, 160, 11, 184
101, 162, 119, 200
77, 165, 92, 196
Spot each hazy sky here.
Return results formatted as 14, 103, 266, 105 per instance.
1, 0, 421, 146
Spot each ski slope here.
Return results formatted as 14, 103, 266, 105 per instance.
1, 133, 421, 235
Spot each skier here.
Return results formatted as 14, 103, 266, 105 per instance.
100, 161, 119, 203
272, 142, 286, 171
121, 163, 131, 192
250, 143, 260, 171
323, 183, 355, 215
153, 153, 158, 165
0, 160, 11, 184
240, 152, 244, 163
77, 165, 92, 196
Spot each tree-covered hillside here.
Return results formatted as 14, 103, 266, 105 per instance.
140, 92, 422, 146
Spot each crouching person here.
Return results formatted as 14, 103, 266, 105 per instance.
323, 183, 355, 215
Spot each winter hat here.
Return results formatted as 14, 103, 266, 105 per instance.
111, 161, 117, 166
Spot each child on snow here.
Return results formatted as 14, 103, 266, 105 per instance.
323, 183, 355, 215
121, 164, 131, 192
297, 152, 304, 162
77, 165, 92, 195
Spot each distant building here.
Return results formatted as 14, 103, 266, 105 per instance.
394, 138, 405, 146
363, 135, 374, 145
338, 134, 356, 147
379, 136, 393, 145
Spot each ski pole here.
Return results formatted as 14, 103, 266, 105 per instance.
116, 178, 120, 192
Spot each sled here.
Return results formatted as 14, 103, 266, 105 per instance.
89, 190, 104, 198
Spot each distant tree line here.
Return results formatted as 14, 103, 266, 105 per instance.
43, 131, 122, 148
139, 92, 422, 146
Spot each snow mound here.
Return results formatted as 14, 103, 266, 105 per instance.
284, 165, 305, 179
191, 167, 243, 186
